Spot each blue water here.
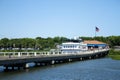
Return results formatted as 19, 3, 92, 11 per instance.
0, 58, 120, 80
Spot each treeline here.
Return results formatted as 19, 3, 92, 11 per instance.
0, 36, 120, 51
0, 37, 68, 51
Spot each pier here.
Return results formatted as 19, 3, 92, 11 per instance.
0, 49, 109, 71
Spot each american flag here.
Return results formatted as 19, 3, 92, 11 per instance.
95, 27, 99, 32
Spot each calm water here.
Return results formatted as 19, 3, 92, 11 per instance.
0, 58, 120, 80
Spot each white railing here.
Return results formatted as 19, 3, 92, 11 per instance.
0, 49, 109, 58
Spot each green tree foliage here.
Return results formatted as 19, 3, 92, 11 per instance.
0, 36, 120, 51
80, 36, 94, 40
0, 38, 9, 49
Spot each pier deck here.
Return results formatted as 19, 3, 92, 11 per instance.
0, 49, 109, 71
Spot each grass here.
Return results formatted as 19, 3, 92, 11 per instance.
109, 55, 120, 60
108, 49, 120, 60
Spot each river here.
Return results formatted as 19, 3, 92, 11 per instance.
0, 58, 120, 80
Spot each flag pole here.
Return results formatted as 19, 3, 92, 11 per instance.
95, 26, 99, 38
95, 27, 96, 38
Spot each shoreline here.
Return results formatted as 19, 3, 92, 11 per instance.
108, 49, 120, 60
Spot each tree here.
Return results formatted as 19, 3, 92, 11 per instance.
0, 38, 9, 50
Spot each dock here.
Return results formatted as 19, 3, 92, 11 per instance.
0, 49, 109, 71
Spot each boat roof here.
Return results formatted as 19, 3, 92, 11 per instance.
83, 40, 106, 44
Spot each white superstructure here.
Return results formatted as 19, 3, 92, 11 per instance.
60, 39, 88, 54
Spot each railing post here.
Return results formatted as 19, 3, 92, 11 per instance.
53, 52, 55, 54
27, 52, 29, 56
34, 52, 36, 56
47, 52, 49, 55
4, 52, 6, 56
18, 52, 21, 57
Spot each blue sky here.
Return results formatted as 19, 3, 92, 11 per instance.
0, 0, 120, 38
